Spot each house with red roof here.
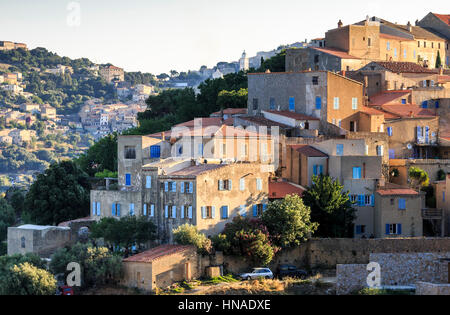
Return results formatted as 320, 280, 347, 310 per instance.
417, 13, 450, 67
121, 244, 198, 292
374, 183, 424, 238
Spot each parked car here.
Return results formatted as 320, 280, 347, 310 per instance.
239, 268, 274, 280
276, 264, 308, 279
58, 285, 74, 295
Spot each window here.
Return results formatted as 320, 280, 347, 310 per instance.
21, 237, 25, 249
253, 98, 258, 110
187, 182, 193, 194
398, 198, 406, 210
150, 145, 161, 158
198, 143, 204, 156
164, 205, 169, 218
386, 41, 390, 51
218, 179, 232, 191
338, 120, 342, 128
353, 167, 362, 179
171, 182, 176, 192
240, 143, 248, 157
269, 97, 275, 110
418, 41, 420, 47
435, 101, 439, 109
350, 121, 356, 132
376, 145, 384, 156
240, 178, 245, 191
171, 206, 177, 218
188, 206, 193, 219
177, 144, 183, 156
386, 224, 402, 235
111, 203, 121, 217
401, 98, 406, 104
424, 41, 426, 48
403, 49, 407, 59
315, 96, 322, 110
387, 127, 393, 136
394, 48, 397, 57
239, 205, 246, 217
312, 76, 319, 85
368, 38, 371, 46
253, 204, 264, 217
352, 98, 358, 110
336, 144, 344, 156
222, 143, 227, 156
413, 50, 416, 58
289, 97, 295, 112
350, 195, 358, 203
221, 206, 229, 219
256, 178, 262, 191
129, 203, 135, 216
355, 225, 366, 235
125, 174, 131, 186
146, 176, 152, 189
333, 97, 339, 109
364, 195, 374, 206
202, 206, 215, 219
124, 146, 136, 159
314, 55, 319, 63
164, 182, 169, 192
313, 165, 323, 175
389, 149, 395, 159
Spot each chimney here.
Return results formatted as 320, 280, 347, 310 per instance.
409, 111, 414, 118
439, 67, 443, 75
162, 131, 165, 141
341, 70, 346, 77
415, 19, 419, 26
338, 19, 343, 28
265, 69, 271, 73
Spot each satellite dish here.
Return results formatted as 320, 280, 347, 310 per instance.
407, 143, 413, 150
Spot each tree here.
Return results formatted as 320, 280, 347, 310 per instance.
0, 198, 16, 242
436, 50, 442, 69
90, 216, 157, 251
262, 194, 318, 248
211, 216, 275, 266
49, 243, 123, 288
0, 262, 56, 295
216, 88, 248, 109
302, 175, 356, 238
409, 167, 429, 188
251, 49, 287, 73
23, 160, 90, 225
172, 224, 212, 255
76, 133, 118, 176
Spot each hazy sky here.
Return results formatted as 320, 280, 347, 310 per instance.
0, 0, 448, 74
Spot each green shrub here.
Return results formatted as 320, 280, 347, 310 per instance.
172, 224, 212, 255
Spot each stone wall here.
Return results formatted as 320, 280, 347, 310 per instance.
218, 238, 450, 274
416, 282, 450, 295
336, 264, 367, 295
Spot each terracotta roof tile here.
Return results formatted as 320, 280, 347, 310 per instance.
369, 90, 412, 106
377, 188, 419, 196
360, 106, 385, 116
174, 117, 222, 128
373, 62, 436, 74
433, 13, 450, 26
238, 116, 292, 129
123, 245, 193, 263
289, 144, 328, 157
380, 104, 436, 119
269, 181, 305, 199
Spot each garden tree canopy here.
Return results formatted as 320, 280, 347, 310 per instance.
23, 160, 91, 225
408, 167, 430, 188
76, 133, 118, 176
0, 262, 56, 295
261, 194, 318, 248
248, 49, 287, 73
0, 198, 16, 242
302, 175, 356, 238
90, 216, 157, 250
211, 216, 275, 266
49, 243, 123, 288
172, 224, 212, 255
4, 187, 25, 218
216, 88, 248, 109
436, 50, 442, 69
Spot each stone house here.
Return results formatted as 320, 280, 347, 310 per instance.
247, 70, 364, 134
417, 12, 450, 67
121, 244, 198, 292
99, 65, 124, 83
374, 184, 424, 238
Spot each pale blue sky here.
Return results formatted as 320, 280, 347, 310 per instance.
0, 0, 448, 74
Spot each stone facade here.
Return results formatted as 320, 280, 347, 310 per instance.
7, 225, 72, 258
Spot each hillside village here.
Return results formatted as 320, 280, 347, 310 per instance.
2, 12, 450, 296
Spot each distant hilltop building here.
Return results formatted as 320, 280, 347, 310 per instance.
99, 65, 125, 83
0, 41, 27, 51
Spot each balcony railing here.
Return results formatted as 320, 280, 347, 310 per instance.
422, 208, 443, 218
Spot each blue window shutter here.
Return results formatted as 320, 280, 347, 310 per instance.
398, 224, 402, 235
289, 97, 295, 111
319, 165, 323, 175
165, 205, 168, 218
387, 127, 393, 136
425, 126, 429, 143
356, 226, 361, 234
435, 101, 439, 108
125, 174, 131, 186
150, 145, 161, 158
188, 206, 193, 219
371, 195, 375, 206
401, 99, 406, 104
421, 101, 427, 108
143, 204, 147, 216
151, 204, 155, 217
253, 205, 258, 217
417, 126, 422, 139
92, 202, 96, 216
164, 182, 169, 192
263, 204, 268, 212
386, 224, 390, 235
336, 144, 343, 156
181, 206, 185, 219
96, 203, 100, 216
172, 206, 177, 218
316, 96, 321, 110
313, 165, 318, 176
389, 149, 395, 159
146, 176, 151, 188
358, 195, 364, 207
117, 204, 121, 216
172, 182, 176, 192
181, 182, 185, 193
189, 182, 193, 193
211, 206, 215, 219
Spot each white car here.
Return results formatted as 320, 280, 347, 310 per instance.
239, 268, 274, 280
